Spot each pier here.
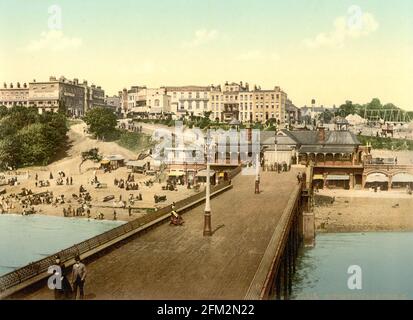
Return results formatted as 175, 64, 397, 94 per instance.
3, 168, 311, 300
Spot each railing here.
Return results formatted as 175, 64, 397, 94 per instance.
0, 167, 240, 297
244, 183, 302, 300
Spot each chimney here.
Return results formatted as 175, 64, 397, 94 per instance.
317, 127, 325, 143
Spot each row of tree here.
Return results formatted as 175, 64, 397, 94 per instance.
0, 106, 68, 169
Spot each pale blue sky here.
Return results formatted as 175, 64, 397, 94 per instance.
1, 0, 413, 109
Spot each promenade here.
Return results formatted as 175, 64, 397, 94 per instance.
23, 169, 300, 300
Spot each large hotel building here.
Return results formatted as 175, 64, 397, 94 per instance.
1, 78, 294, 124
0, 76, 106, 117
122, 81, 292, 124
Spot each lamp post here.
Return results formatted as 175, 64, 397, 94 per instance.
203, 134, 212, 236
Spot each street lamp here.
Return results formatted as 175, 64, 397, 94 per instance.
203, 134, 212, 236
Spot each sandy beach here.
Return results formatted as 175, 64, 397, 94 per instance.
315, 189, 413, 232
0, 122, 201, 222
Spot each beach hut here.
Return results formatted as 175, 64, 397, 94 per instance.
126, 159, 149, 174
168, 169, 186, 185
196, 169, 216, 185
100, 155, 125, 170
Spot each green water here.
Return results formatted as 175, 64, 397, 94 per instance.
292, 232, 413, 300
0, 214, 125, 277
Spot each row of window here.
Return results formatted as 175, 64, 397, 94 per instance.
179, 101, 207, 110
173, 92, 208, 99
211, 94, 281, 101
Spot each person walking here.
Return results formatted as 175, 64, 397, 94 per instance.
254, 175, 260, 194
296, 172, 302, 184
71, 255, 87, 300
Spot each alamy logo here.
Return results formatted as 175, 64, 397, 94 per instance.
151, 122, 261, 176
47, 265, 62, 290
347, 5, 363, 30
48, 5, 62, 30
347, 265, 362, 290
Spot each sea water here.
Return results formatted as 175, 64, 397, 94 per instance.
292, 232, 413, 300
0, 214, 125, 276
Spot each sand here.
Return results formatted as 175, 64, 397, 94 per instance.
0, 122, 201, 222
315, 190, 413, 232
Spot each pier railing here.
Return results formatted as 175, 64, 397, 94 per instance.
0, 167, 240, 298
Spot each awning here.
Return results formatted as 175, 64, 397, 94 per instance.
126, 160, 147, 167
313, 174, 324, 180
169, 171, 185, 177
100, 160, 110, 165
366, 173, 388, 183
196, 170, 216, 178
392, 173, 413, 183
326, 174, 349, 181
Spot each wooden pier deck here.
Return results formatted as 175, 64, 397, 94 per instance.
22, 170, 300, 300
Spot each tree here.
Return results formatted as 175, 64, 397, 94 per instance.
318, 110, 334, 123
0, 105, 7, 118
338, 100, 356, 117
0, 107, 68, 169
83, 107, 118, 140
0, 136, 22, 170
18, 123, 52, 166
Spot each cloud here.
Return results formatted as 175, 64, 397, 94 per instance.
235, 50, 280, 62
24, 30, 82, 52
236, 50, 264, 61
183, 29, 218, 47
304, 6, 379, 48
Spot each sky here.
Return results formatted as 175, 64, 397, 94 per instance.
1, 0, 413, 109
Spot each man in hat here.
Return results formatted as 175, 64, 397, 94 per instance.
71, 255, 87, 300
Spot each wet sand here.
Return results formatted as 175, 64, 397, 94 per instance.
315, 191, 413, 232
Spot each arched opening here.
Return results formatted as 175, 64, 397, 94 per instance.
365, 172, 389, 190
391, 173, 413, 189
325, 153, 334, 165
315, 153, 324, 164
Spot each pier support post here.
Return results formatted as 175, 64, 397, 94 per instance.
302, 211, 315, 247
283, 254, 289, 299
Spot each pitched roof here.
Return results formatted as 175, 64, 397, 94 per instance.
280, 129, 360, 146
